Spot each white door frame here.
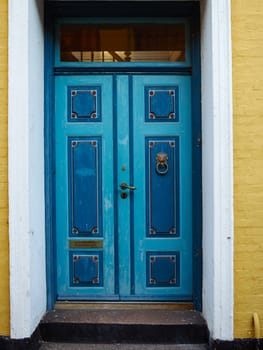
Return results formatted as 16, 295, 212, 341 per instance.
8, 0, 233, 340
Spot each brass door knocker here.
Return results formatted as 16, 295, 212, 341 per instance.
155, 152, 169, 175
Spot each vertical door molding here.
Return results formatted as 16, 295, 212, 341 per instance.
8, 0, 45, 339
200, 0, 234, 341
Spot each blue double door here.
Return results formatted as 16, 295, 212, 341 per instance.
55, 74, 192, 301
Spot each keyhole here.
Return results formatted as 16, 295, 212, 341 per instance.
120, 192, 128, 199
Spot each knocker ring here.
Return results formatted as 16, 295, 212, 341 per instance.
155, 152, 169, 175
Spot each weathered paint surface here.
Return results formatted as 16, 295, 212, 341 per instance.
0, 0, 10, 336
55, 75, 192, 300
232, 0, 263, 338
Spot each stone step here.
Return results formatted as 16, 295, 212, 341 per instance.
40, 343, 209, 350
39, 309, 209, 345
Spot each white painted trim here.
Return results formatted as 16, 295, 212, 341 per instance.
8, 0, 233, 340
8, 0, 46, 339
200, 0, 234, 341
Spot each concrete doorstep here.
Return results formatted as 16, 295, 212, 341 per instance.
39, 309, 209, 350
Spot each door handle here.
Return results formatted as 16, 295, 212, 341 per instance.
120, 182, 136, 191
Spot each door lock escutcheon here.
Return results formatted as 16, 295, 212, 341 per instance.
120, 192, 128, 199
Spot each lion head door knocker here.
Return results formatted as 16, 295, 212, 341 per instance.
155, 152, 169, 175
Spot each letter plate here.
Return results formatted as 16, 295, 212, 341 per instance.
69, 240, 103, 249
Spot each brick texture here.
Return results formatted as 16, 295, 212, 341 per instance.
232, 0, 263, 338
0, 0, 9, 337
0, 0, 9, 336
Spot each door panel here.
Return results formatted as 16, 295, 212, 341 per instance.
55, 76, 116, 298
131, 76, 192, 298
55, 74, 192, 300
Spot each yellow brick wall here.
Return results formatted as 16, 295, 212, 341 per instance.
0, 0, 10, 336
232, 0, 263, 338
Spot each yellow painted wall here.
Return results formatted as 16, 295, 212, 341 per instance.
232, 0, 263, 338
0, 0, 10, 337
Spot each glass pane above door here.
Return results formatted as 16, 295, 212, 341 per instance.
60, 23, 186, 63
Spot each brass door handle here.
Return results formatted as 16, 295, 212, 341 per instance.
120, 182, 136, 191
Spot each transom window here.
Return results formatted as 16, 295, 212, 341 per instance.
59, 22, 187, 63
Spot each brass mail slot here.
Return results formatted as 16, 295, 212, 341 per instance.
69, 240, 103, 249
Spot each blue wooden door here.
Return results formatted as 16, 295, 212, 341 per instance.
55, 74, 192, 300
